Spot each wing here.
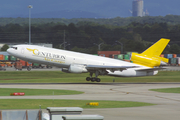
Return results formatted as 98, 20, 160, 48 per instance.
86, 65, 138, 72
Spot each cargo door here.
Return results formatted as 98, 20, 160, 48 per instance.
21, 47, 25, 54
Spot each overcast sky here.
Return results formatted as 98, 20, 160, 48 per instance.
0, 0, 179, 18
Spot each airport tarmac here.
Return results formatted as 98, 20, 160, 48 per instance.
0, 83, 180, 120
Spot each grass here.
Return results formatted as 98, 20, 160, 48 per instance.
0, 88, 84, 96
0, 71, 180, 83
0, 99, 155, 109
0, 88, 155, 109
0, 71, 177, 109
150, 87, 180, 93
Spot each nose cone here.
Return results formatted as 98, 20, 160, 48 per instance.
7, 48, 11, 54
7, 48, 16, 56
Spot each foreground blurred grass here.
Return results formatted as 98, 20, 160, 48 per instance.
0, 71, 180, 83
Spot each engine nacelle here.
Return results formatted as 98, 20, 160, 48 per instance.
61, 68, 71, 73
62, 64, 88, 73
130, 52, 167, 67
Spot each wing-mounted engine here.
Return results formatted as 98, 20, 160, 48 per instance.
62, 64, 88, 73
130, 52, 168, 67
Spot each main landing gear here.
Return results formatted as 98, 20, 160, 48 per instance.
86, 71, 101, 82
86, 77, 101, 82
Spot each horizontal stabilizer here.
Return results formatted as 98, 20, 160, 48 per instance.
159, 57, 169, 63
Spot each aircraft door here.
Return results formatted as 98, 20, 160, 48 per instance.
20, 47, 27, 58
21, 47, 25, 54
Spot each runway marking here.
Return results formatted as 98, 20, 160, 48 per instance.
155, 95, 180, 102
109, 86, 180, 102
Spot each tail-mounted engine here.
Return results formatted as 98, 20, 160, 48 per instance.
130, 52, 168, 67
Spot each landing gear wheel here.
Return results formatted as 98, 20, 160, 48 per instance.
86, 77, 91, 81
96, 78, 101, 82
91, 78, 96, 82
27, 67, 31, 71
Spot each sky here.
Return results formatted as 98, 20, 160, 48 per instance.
0, 0, 180, 18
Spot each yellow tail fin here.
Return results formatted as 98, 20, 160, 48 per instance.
131, 38, 170, 67
141, 38, 170, 57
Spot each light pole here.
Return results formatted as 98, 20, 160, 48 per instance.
64, 44, 70, 49
94, 42, 104, 51
63, 30, 65, 50
28, 5, 33, 45
116, 41, 123, 54
60, 42, 67, 49
59, 42, 70, 50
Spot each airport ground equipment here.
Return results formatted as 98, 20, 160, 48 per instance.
62, 115, 104, 120
0, 107, 104, 120
10, 92, 25, 96
0, 66, 6, 71
46, 107, 83, 120
86, 102, 99, 106
14, 61, 22, 70
0, 110, 41, 120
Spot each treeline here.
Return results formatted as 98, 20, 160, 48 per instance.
1, 20, 180, 54
1, 15, 180, 26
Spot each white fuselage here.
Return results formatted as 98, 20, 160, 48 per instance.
7, 45, 158, 77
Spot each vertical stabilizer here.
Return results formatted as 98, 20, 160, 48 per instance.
141, 38, 170, 57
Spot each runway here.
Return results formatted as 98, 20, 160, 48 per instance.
0, 83, 180, 120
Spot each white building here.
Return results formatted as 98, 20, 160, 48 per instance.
132, 0, 144, 17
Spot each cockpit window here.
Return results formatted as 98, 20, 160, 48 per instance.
11, 47, 17, 50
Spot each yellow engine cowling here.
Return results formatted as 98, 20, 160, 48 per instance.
130, 52, 167, 68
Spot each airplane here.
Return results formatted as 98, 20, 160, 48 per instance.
7, 38, 170, 82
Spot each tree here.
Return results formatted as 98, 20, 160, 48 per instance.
1, 44, 9, 51
169, 44, 180, 54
